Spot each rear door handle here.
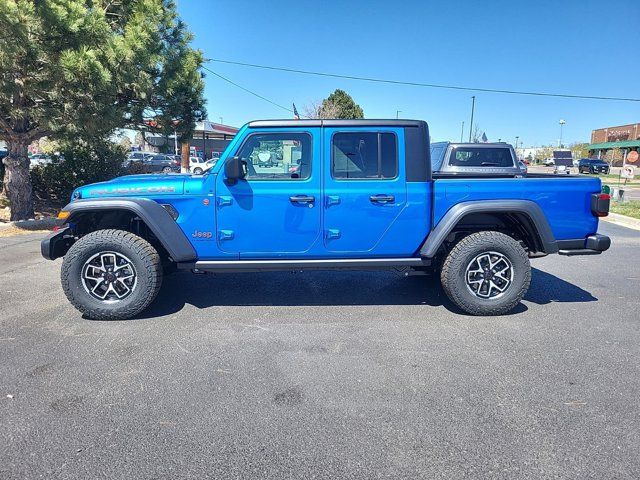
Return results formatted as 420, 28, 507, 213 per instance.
369, 194, 395, 203
290, 195, 315, 204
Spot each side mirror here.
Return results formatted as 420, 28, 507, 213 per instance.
224, 156, 246, 185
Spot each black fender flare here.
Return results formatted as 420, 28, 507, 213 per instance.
56, 198, 197, 262
420, 200, 558, 258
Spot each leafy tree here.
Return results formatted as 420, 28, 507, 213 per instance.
0, 0, 205, 220
570, 142, 590, 159
320, 89, 364, 119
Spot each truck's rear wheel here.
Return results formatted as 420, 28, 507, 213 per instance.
61, 229, 162, 320
440, 231, 531, 316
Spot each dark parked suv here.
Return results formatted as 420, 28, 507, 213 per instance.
126, 153, 180, 174
578, 158, 609, 174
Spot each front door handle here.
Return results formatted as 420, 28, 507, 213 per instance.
290, 195, 315, 204
369, 194, 395, 203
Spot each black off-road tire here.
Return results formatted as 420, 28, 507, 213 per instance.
440, 231, 531, 316
61, 229, 163, 320
193, 167, 203, 174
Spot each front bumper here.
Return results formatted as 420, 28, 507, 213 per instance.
41, 226, 74, 260
557, 234, 611, 256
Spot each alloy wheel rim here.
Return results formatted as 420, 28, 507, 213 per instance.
465, 251, 513, 299
81, 251, 137, 302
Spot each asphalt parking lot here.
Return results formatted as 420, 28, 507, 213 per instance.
1, 222, 639, 479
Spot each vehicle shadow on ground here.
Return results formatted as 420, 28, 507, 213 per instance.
525, 268, 598, 304
126, 267, 597, 320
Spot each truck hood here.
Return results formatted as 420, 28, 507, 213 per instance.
73, 174, 187, 200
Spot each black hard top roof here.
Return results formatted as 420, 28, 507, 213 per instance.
248, 119, 427, 128
431, 141, 511, 148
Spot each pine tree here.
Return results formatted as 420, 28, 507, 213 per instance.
320, 89, 364, 119
0, 0, 205, 220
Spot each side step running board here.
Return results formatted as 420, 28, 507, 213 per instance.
179, 257, 429, 273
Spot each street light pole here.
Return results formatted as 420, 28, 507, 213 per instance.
460, 121, 464, 142
559, 119, 566, 148
468, 96, 475, 142
219, 116, 223, 125
396, 110, 401, 120
515, 136, 519, 149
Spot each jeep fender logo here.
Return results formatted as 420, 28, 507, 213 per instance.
91, 186, 176, 195
192, 230, 213, 239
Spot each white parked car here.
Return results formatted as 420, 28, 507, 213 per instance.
29, 153, 52, 168
189, 156, 210, 174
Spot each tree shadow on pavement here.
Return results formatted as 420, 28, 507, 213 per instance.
122, 266, 596, 321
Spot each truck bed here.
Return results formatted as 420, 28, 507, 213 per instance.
432, 175, 602, 241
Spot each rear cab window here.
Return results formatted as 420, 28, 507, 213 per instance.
449, 147, 514, 168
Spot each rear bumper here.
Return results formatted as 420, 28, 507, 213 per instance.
557, 234, 611, 256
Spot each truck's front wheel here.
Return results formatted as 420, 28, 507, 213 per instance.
61, 229, 163, 320
440, 231, 531, 316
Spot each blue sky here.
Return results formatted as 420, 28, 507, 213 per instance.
178, 0, 639, 147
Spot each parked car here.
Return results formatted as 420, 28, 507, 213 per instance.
29, 153, 52, 168
189, 156, 209, 174
42, 119, 611, 320
125, 153, 180, 174
518, 160, 528, 174
578, 158, 610, 175
542, 158, 555, 166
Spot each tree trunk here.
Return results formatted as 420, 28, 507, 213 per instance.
181, 141, 190, 174
1, 138, 34, 221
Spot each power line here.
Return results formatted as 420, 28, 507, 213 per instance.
201, 65, 293, 113
206, 58, 640, 103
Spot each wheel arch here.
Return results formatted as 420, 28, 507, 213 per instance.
420, 200, 558, 258
50, 198, 196, 262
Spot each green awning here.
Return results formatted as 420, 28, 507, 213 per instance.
588, 140, 640, 150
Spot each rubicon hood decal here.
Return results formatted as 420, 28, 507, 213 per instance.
80, 175, 186, 197
90, 185, 176, 195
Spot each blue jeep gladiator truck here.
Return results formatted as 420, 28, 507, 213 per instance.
41, 119, 611, 320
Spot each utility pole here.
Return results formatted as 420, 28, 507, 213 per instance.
396, 110, 402, 120
468, 96, 476, 143
173, 127, 178, 156
460, 121, 464, 142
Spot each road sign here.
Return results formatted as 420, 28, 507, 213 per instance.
621, 165, 636, 179
627, 151, 639, 163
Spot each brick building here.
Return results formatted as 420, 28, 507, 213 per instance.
588, 123, 640, 166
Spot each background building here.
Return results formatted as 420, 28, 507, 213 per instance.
143, 120, 239, 159
189, 121, 239, 159
588, 123, 640, 165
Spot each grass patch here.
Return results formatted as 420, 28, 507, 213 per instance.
610, 200, 640, 220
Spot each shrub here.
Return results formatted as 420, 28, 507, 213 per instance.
31, 140, 126, 206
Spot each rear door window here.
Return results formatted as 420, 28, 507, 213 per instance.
332, 132, 397, 179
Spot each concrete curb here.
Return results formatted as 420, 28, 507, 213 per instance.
0, 217, 56, 230
602, 212, 640, 231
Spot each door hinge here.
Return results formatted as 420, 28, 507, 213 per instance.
217, 196, 233, 207
218, 230, 234, 241
326, 229, 341, 240
326, 195, 341, 207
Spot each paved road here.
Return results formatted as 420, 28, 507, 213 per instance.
1, 223, 639, 479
